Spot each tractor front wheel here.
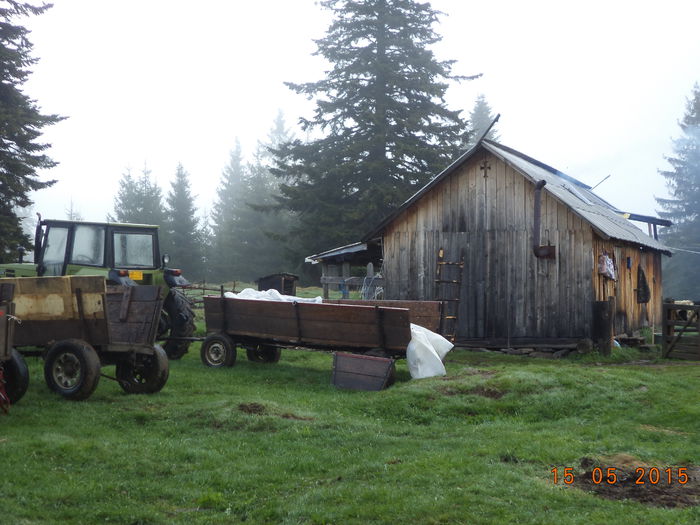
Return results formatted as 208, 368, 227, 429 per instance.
44, 340, 101, 401
160, 288, 196, 360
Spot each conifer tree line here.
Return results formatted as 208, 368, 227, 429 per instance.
657, 83, 700, 299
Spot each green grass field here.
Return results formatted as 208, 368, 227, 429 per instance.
1, 345, 698, 524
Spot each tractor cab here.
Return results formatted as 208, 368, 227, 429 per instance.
35, 220, 170, 285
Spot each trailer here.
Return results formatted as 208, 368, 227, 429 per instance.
200, 293, 442, 366
2, 276, 168, 400
0, 282, 29, 410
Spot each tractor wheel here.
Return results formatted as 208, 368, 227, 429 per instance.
116, 345, 169, 394
160, 288, 195, 360
3, 349, 29, 404
44, 339, 101, 401
200, 334, 237, 368
245, 344, 281, 364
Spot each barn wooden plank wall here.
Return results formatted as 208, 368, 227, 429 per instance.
382, 152, 662, 343
592, 237, 663, 335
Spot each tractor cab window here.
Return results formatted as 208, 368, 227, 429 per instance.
113, 232, 156, 268
70, 225, 105, 266
42, 226, 69, 275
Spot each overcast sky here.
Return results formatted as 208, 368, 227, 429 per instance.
19, 0, 700, 228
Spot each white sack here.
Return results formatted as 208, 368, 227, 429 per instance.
224, 288, 322, 303
406, 323, 454, 379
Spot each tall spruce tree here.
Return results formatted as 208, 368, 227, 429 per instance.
657, 83, 700, 298
0, 1, 62, 262
467, 94, 500, 148
210, 139, 246, 282
164, 164, 203, 280
272, 0, 478, 261
110, 166, 166, 227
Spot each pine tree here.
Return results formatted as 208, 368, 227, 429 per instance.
0, 1, 63, 262
110, 166, 166, 227
272, 0, 479, 261
657, 83, 700, 298
467, 94, 500, 147
210, 140, 246, 282
164, 164, 203, 280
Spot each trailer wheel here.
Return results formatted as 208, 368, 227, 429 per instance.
161, 288, 196, 360
200, 334, 236, 367
44, 340, 101, 401
116, 345, 169, 394
3, 349, 29, 404
245, 344, 281, 364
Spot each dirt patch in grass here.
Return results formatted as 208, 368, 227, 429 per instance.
238, 402, 266, 415
572, 456, 700, 508
467, 386, 506, 399
280, 412, 314, 421
639, 424, 689, 436
438, 384, 506, 398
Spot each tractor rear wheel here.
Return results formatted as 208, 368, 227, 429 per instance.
160, 288, 195, 360
3, 349, 29, 404
116, 345, 169, 394
44, 339, 101, 401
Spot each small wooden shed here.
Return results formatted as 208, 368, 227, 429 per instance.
315, 139, 672, 346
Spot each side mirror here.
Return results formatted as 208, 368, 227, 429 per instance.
162, 254, 170, 267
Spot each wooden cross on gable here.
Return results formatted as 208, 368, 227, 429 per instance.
480, 159, 491, 178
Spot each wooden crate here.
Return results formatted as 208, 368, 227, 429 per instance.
331, 352, 395, 391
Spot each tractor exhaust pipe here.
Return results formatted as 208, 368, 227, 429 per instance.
532, 180, 555, 259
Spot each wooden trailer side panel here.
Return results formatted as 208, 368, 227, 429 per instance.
204, 297, 412, 351
1, 276, 110, 347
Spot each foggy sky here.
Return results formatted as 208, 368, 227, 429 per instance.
19, 0, 700, 232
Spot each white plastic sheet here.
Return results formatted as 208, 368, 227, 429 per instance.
224, 288, 322, 303
406, 323, 454, 379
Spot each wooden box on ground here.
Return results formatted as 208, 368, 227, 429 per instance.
324, 299, 442, 333
203, 296, 411, 354
332, 352, 395, 391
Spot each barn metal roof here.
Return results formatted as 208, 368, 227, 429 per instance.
362, 139, 671, 255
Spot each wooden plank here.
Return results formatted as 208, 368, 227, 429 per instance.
13, 319, 110, 346
326, 300, 442, 332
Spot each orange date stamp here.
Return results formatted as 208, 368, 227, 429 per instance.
551, 466, 690, 485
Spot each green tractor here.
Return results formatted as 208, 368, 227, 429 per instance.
0, 218, 195, 359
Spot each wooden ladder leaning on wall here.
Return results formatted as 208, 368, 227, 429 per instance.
435, 247, 464, 342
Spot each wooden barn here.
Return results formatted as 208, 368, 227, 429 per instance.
309, 139, 672, 347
